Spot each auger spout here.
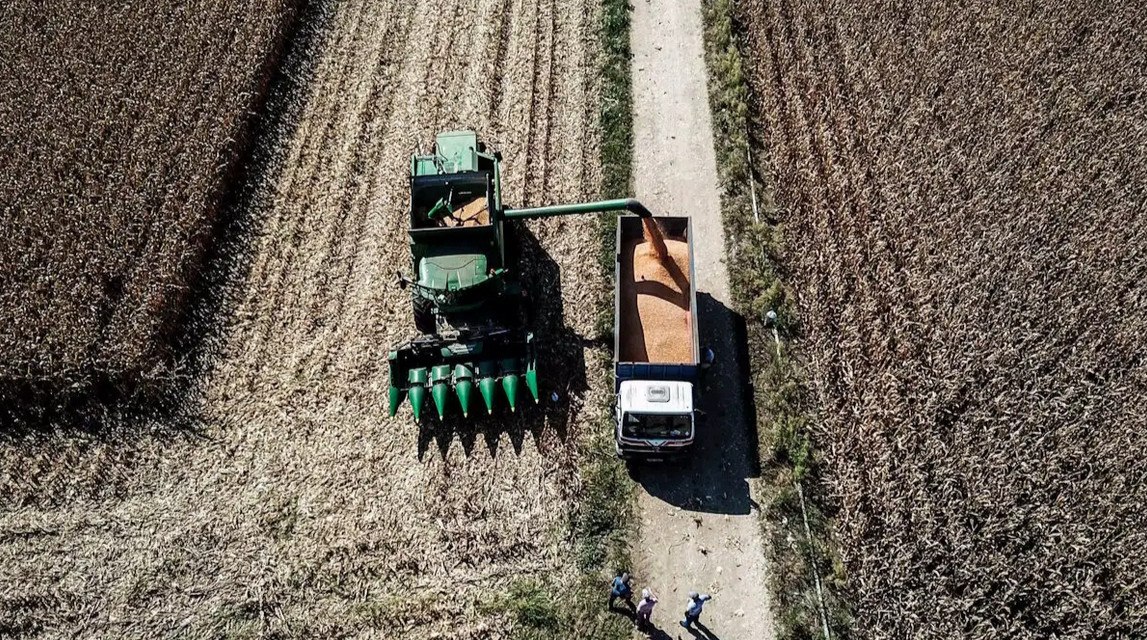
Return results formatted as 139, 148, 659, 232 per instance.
502, 198, 654, 220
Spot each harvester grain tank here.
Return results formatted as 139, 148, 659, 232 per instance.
388, 130, 653, 420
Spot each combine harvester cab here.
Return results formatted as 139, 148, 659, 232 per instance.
388, 131, 654, 421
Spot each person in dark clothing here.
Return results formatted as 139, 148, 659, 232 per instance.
608, 572, 635, 611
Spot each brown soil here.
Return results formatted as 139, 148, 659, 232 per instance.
620, 235, 692, 363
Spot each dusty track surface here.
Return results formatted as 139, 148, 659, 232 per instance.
0, 1, 608, 637
628, 1, 774, 638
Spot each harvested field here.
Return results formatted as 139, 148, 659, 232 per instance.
0, 0, 611, 637
0, 0, 300, 396
739, 0, 1147, 637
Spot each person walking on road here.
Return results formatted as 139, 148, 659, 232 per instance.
680, 591, 712, 629
608, 572, 634, 611
636, 588, 658, 630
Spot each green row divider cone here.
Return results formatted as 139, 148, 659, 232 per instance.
500, 358, 520, 412
430, 365, 452, 420
407, 367, 429, 421
454, 364, 475, 417
477, 360, 499, 414
392, 356, 538, 419
525, 362, 539, 404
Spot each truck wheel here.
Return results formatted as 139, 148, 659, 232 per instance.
413, 295, 435, 334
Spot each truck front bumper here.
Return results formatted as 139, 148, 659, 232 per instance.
615, 438, 693, 461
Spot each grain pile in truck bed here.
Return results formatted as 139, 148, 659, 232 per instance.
620, 221, 692, 363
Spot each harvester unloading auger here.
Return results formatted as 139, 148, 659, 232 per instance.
387, 130, 652, 420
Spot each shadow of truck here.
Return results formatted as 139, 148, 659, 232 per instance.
628, 291, 760, 515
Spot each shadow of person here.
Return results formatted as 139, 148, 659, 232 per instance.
607, 602, 637, 623
693, 621, 722, 639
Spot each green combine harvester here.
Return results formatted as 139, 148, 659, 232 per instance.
388, 130, 652, 420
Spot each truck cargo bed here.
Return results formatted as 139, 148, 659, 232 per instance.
614, 217, 699, 385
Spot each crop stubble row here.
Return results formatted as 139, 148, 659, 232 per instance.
0, 0, 300, 393
0, 0, 607, 637
739, 0, 1147, 637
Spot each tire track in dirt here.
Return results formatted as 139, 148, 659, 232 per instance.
301, 8, 416, 379
483, 0, 515, 128
290, 11, 404, 345
277, 8, 403, 374
534, 0, 558, 202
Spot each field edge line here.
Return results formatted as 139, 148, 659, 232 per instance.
555, 0, 638, 638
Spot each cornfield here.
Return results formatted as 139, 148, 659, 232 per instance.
0, 0, 300, 400
739, 0, 1147, 636
1, 0, 614, 637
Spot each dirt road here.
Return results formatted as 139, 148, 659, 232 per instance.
0, 1, 610, 637
628, 1, 775, 638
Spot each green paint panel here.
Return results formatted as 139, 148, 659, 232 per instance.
500, 357, 520, 374
418, 251, 488, 290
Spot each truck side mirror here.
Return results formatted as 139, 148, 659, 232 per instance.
701, 346, 716, 368
694, 409, 707, 424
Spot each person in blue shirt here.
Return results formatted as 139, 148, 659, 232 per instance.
608, 571, 634, 611
680, 591, 712, 629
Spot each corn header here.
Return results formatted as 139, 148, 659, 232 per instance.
388, 130, 651, 420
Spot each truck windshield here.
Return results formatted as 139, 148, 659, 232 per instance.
622, 413, 691, 439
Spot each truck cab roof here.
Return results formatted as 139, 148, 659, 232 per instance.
619, 379, 693, 414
